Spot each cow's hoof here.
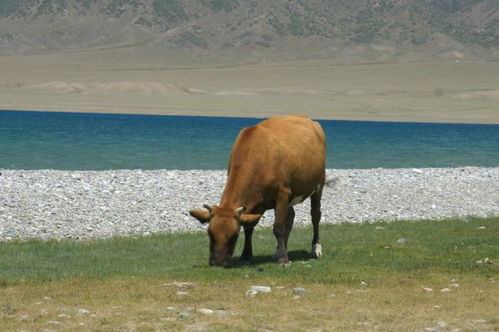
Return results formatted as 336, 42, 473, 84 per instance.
239, 258, 251, 265
272, 248, 287, 260
277, 258, 291, 267
311, 244, 323, 258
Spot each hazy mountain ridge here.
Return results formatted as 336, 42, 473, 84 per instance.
0, 0, 498, 60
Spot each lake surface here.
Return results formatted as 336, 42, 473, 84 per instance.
1, 110, 498, 170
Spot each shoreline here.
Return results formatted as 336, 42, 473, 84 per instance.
1, 167, 498, 241
3, 108, 499, 125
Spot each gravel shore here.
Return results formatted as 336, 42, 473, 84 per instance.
0, 167, 498, 241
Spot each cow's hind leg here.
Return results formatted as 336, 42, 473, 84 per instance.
310, 188, 323, 258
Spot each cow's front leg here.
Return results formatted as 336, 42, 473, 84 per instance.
284, 206, 295, 250
273, 191, 291, 266
240, 223, 255, 264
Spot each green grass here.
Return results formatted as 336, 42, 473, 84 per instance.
1, 217, 497, 285
0, 217, 497, 331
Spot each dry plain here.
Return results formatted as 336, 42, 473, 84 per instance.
1, 47, 498, 123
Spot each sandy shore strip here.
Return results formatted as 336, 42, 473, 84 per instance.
2, 57, 499, 124
0, 167, 498, 241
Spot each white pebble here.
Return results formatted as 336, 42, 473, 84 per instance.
246, 285, 271, 296
437, 320, 448, 327
293, 287, 306, 294
251, 285, 271, 293
198, 308, 214, 315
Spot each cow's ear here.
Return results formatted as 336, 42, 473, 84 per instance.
203, 204, 216, 213
189, 209, 211, 224
239, 213, 262, 224
235, 206, 261, 224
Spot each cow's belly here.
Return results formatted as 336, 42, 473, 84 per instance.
288, 194, 306, 206
288, 183, 321, 207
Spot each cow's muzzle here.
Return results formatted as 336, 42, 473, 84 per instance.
209, 254, 232, 268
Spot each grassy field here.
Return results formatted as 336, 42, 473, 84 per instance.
1, 48, 499, 124
0, 217, 497, 331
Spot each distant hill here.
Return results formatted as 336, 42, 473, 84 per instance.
1, 0, 498, 61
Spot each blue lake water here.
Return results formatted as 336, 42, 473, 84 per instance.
0, 110, 498, 170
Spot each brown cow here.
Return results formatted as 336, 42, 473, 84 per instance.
189, 114, 326, 267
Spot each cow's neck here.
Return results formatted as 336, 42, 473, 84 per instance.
219, 166, 261, 213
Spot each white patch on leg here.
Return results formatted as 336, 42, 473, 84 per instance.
312, 244, 323, 258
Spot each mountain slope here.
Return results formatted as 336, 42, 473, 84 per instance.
0, 0, 498, 60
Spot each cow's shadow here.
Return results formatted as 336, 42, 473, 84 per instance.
232, 250, 312, 268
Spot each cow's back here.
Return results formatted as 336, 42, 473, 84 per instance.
260, 115, 325, 191
228, 115, 326, 199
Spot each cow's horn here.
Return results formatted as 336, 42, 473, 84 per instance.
203, 204, 214, 212
235, 206, 246, 215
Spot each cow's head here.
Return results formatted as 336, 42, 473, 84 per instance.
189, 204, 261, 267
